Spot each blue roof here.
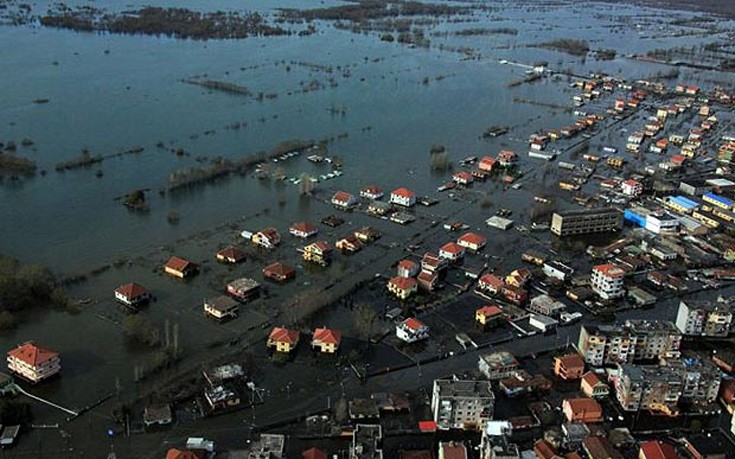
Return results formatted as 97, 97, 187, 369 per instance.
704, 192, 733, 207
669, 196, 699, 209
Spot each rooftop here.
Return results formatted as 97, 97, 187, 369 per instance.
434, 379, 493, 399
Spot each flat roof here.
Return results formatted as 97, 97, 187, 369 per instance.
668, 195, 699, 209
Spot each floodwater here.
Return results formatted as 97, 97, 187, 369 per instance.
1, 0, 734, 451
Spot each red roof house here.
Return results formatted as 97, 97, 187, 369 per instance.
639, 440, 677, 459
7, 341, 61, 383
457, 232, 487, 251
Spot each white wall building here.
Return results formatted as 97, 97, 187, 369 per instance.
590, 264, 625, 299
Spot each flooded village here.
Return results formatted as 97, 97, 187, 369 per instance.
2, 0, 735, 458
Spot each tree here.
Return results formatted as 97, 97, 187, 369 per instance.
122, 315, 160, 347
353, 303, 379, 345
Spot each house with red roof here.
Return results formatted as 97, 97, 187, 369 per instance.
263, 261, 295, 283
498, 150, 518, 168
7, 341, 60, 383
591, 263, 625, 299
478, 156, 497, 172
164, 256, 197, 279
417, 271, 439, 292
390, 188, 416, 207
360, 185, 384, 200
553, 353, 585, 380
388, 276, 418, 300
331, 191, 358, 210
166, 449, 205, 459
303, 241, 332, 266
215, 246, 246, 264
621, 179, 643, 197
580, 371, 609, 399
457, 232, 487, 252
302, 447, 328, 459
336, 234, 363, 254
477, 275, 504, 295
312, 328, 342, 353
452, 171, 473, 185
397, 259, 420, 278
639, 440, 677, 459
501, 285, 528, 306
562, 397, 603, 423
267, 327, 300, 353
396, 317, 429, 343
421, 252, 448, 275
475, 305, 503, 326
252, 227, 281, 249
439, 242, 466, 262
289, 221, 318, 239
114, 283, 151, 307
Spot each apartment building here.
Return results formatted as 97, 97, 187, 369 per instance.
551, 208, 622, 237
431, 379, 494, 430
675, 300, 734, 337
578, 320, 681, 367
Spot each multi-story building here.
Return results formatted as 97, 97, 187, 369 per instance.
390, 188, 416, 207
577, 320, 681, 367
612, 364, 682, 414
7, 341, 61, 383
675, 300, 734, 337
590, 264, 626, 300
550, 208, 622, 237
665, 354, 722, 404
431, 379, 494, 430
478, 351, 519, 380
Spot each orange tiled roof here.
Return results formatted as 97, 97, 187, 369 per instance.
7, 341, 58, 367
269, 327, 300, 345
313, 328, 342, 345
115, 282, 149, 299
165, 256, 192, 272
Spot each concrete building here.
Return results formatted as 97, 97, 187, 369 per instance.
528, 295, 566, 317
529, 314, 558, 333
590, 264, 626, 300
551, 208, 622, 237
431, 379, 494, 430
675, 300, 733, 337
478, 351, 519, 380
612, 364, 682, 414
553, 353, 585, 380
6, 341, 60, 383
352, 424, 382, 459
542, 261, 575, 282
578, 320, 681, 367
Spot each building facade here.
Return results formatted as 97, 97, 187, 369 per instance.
551, 208, 622, 237
431, 379, 494, 430
578, 320, 681, 367
675, 300, 733, 337
590, 264, 626, 300
7, 341, 61, 383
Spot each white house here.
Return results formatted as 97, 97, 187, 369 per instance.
457, 232, 487, 252
7, 341, 61, 383
529, 314, 558, 333
590, 263, 625, 299
439, 242, 466, 262
396, 318, 429, 343
331, 191, 358, 209
621, 179, 643, 197
390, 188, 416, 207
